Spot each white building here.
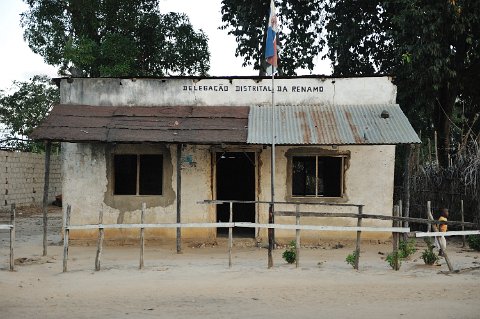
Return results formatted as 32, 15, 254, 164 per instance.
32, 76, 420, 244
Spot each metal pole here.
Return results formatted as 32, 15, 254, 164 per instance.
268, 65, 275, 268
176, 144, 182, 253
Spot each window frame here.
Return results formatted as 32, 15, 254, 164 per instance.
286, 148, 349, 203
113, 153, 164, 196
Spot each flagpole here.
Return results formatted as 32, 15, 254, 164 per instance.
268, 64, 275, 268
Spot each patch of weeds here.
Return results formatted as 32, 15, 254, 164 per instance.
386, 251, 402, 269
282, 240, 296, 264
467, 235, 480, 251
345, 251, 357, 268
399, 238, 417, 258
421, 238, 439, 265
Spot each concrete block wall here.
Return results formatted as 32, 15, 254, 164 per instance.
0, 151, 62, 208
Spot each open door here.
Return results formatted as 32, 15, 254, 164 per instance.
216, 152, 255, 237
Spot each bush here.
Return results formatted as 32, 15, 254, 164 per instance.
421, 238, 439, 265
386, 251, 402, 269
399, 239, 417, 258
467, 235, 480, 251
282, 240, 296, 264
345, 251, 357, 268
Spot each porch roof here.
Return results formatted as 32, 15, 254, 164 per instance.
30, 104, 249, 144
247, 104, 421, 145
31, 103, 420, 145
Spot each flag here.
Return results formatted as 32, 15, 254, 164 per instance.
265, 0, 278, 73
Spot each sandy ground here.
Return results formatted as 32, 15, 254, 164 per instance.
1, 206, 479, 319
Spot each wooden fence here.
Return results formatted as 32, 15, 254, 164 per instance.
0, 204, 15, 271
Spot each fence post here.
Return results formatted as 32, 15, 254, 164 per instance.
42, 141, 52, 257
228, 202, 233, 268
63, 205, 71, 273
295, 204, 300, 268
10, 203, 15, 271
268, 204, 274, 269
354, 205, 363, 270
392, 205, 400, 271
95, 206, 104, 271
461, 200, 465, 247
140, 203, 146, 269
427, 201, 432, 232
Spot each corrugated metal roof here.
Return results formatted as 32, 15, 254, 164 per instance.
31, 105, 249, 144
247, 104, 421, 145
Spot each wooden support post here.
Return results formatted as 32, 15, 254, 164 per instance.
42, 141, 52, 257
434, 131, 439, 166
63, 205, 71, 273
295, 204, 300, 268
427, 201, 432, 232
461, 200, 465, 247
392, 205, 400, 271
10, 203, 15, 271
176, 144, 182, 254
268, 203, 274, 269
427, 209, 454, 272
95, 206, 104, 271
228, 202, 233, 268
354, 205, 363, 270
427, 138, 432, 163
140, 203, 146, 269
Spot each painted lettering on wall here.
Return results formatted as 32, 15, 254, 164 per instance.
182, 84, 323, 94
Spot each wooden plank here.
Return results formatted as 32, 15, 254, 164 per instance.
200, 199, 362, 208
42, 141, 51, 257
0, 225, 13, 230
234, 222, 410, 232
63, 205, 71, 273
9, 204, 15, 271
95, 207, 104, 271
415, 230, 480, 237
274, 211, 477, 227
140, 203, 145, 269
67, 222, 235, 230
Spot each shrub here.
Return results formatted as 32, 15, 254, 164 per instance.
282, 240, 296, 264
345, 251, 357, 268
386, 251, 402, 269
399, 239, 417, 258
421, 238, 439, 265
467, 235, 480, 251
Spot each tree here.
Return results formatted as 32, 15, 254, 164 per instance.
0, 75, 59, 152
325, 0, 480, 167
21, 0, 210, 77
220, 0, 325, 75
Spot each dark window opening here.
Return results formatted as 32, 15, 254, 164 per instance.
114, 154, 163, 195
292, 156, 343, 198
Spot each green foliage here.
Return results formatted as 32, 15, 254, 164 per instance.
282, 240, 296, 264
386, 251, 402, 269
0, 75, 59, 152
324, 0, 480, 167
345, 251, 357, 268
467, 235, 480, 251
220, 0, 324, 75
421, 238, 439, 265
21, 0, 210, 77
399, 239, 417, 259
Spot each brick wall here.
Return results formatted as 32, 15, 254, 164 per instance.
0, 151, 62, 208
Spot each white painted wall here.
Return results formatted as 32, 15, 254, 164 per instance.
60, 77, 397, 107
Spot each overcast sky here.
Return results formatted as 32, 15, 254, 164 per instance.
0, 0, 332, 91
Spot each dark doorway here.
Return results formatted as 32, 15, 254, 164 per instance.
216, 152, 255, 237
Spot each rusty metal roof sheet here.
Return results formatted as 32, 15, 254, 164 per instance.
247, 104, 421, 145
31, 105, 249, 144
